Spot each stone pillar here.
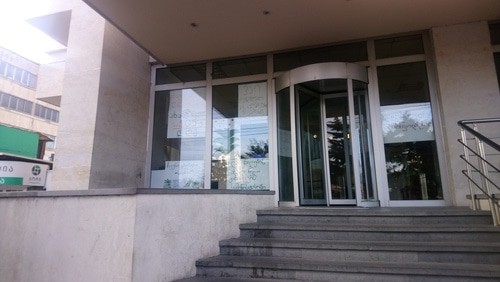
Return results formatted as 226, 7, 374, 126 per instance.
431, 21, 500, 205
89, 22, 151, 189
50, 2, 150, 190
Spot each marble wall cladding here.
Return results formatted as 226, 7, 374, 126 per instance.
0, 196, 137, 282
0, 191, 275, 282
132, 193, 276, 282
36, 61, 66, 106
50, 2, 150, 190
49, 1, 105, 190
89, 22, 150, 189
431, 21, 500, 206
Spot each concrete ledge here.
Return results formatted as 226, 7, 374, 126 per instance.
137, 188, 274, 195
0, 188, 138, 198
0, 188, 275, 198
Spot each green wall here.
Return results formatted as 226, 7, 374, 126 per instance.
0, 125, 38, 158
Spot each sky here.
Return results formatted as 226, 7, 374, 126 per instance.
0, 0, 66, 63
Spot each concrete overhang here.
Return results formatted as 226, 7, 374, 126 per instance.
83, 0, 500, 64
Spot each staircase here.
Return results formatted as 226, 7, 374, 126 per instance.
177, 207, 500, 281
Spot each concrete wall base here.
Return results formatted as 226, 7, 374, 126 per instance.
0, 191, 275, 282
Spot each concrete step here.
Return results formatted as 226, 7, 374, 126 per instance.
196, 255, 500, 281
179, 207, 500, 281
176, 277, 303, 282
220, 238, 500, 264
239, 223, 500, 242
256, 207, 494, 225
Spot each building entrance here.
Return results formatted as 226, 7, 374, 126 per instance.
276, 63, 378, 207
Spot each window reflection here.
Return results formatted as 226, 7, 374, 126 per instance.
378, 62, 442, 200
150, 88, 206, 188
211, 82, 269, 190
381, 102, 434, 143
385, 141, 441, 200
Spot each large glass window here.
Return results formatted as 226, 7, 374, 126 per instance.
491, 23, 500, 87
212, 56, 267, 79
150, 88, 207, 188
378, 62, 442, 201
274, 42, 367, 72
211, 81, 269, 190
155, 64, 206, 85
375, 34, 424, 59
490, 22, 500, 45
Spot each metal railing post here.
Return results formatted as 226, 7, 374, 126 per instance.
474, 124, 498, 226
458, 118, 500, 226
461, 128, 476, 210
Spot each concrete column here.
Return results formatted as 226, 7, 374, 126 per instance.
50, 2, 150, 190
431, 21, 500, 206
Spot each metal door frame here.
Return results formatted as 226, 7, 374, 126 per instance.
322, 93, 357, 205
295, 85, 325, 205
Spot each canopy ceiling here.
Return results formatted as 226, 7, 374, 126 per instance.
83, 0, 500, 64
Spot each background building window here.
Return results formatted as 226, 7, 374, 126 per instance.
0, 60, 38, 89
34, 104, 59, 122
0, 92, 33, 115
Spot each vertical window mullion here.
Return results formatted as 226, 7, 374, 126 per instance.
204, 62, 213, 189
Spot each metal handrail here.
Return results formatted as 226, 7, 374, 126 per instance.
458, 118, 500, 226
458, 119, 500, 151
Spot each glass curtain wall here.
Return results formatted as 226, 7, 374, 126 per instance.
150, 32, 444, 204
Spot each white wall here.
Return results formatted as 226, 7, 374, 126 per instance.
132, 193, 276, 281
431, 21, 500, 206
36, 61, 65, 106
0, 195, 137, 282
0, 192, 275, 282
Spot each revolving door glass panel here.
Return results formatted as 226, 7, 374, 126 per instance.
295, 78, 376, 205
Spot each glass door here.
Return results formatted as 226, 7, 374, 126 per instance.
276, 62, 377, 207
295, 78, 376, 206
323, 95, 356, 205
296, 86, 326, 205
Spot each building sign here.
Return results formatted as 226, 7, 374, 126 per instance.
381, 102, 435, 144
0, 161, 49, 186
